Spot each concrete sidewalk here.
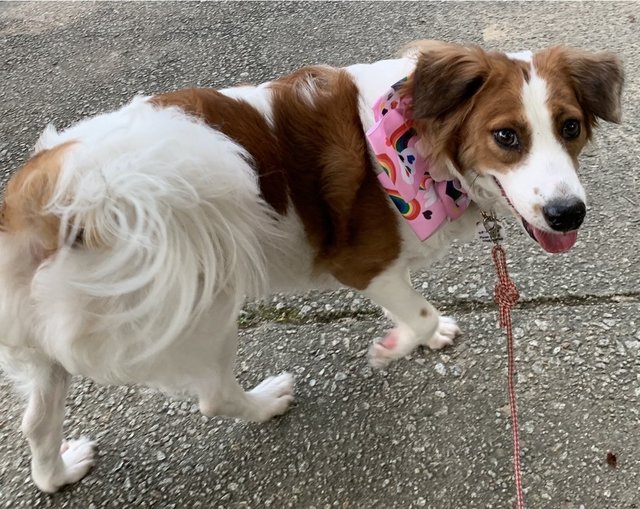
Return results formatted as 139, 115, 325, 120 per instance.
1, 2, 638, 508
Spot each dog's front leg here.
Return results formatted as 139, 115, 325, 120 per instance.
21, 363, 95, 492
363, 265, 461, 368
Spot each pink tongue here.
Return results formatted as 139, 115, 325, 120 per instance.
531, 226, 578, 253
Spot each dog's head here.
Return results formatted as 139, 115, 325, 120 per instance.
403, 41, 623, 253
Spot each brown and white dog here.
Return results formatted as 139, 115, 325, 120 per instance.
0, 41, 623, 492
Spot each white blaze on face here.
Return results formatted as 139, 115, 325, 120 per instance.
486, 54, 588, 253
492, 64, 586, 230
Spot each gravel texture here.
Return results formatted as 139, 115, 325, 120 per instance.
0, 2, 639, 508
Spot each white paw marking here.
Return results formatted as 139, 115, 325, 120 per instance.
250, 372, 295, 422
368, 317, 461, 368
368, 341, 397, 369
424, 316, 460, 350
34, 437, 96, 493
368, 326, 416, 369
60, 437, 97, 484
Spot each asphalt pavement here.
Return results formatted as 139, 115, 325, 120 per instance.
0, 2, 639, 508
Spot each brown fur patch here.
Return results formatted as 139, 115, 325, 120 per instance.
403, 42, 532, 176
269, 66, 401, 289
153, 68, 402, 290
1, 141, 76, 256
405, 41, 490, 120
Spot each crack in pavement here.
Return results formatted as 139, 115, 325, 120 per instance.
239, 291, 640, 329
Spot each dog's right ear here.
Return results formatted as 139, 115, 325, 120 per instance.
405, 41, 490, 119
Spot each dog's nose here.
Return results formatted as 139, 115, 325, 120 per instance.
542, 198, 586, 232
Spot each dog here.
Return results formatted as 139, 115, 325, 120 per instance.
0, 41, 623, 492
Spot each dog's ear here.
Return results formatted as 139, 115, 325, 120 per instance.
406, 41, 490, 119
563, 48, 624, 124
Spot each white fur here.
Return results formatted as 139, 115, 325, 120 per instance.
363, 261, 460, 368
507, 50, 533, 63
347, 58, 416, 129
26, 99, 284, 384
220, 84, 275, 125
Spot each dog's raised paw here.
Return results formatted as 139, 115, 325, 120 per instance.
368, 327, 418, 369
368, 328, 400, 369
424, 316, 460, 350
249, 373, 295, 422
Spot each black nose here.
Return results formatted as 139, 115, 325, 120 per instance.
542, 199, 586, 232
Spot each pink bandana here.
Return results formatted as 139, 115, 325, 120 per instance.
366, 77, 470, 241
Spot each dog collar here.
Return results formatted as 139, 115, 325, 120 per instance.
366, 77, 470, 241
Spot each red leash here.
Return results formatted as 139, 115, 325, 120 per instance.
491, 244, 524, 508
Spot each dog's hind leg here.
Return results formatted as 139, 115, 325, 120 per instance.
199, 373, 295, 423
21, 362, 96, 492
363, 265, 460, 368
197, 325, 294, 423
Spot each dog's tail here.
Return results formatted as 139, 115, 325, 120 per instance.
32, 99, 279, 372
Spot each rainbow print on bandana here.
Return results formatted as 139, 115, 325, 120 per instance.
365, 76, 470, 241
385, 188, 421, 221
375, 153, 397, 184
390, 123, 415, 154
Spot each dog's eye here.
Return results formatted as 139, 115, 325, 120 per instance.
493, 129, 520, 149
562, 119, 581, 139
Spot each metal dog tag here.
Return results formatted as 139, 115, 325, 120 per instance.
477, 212, 506, 244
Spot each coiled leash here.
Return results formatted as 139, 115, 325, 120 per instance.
480, 212, 524, 509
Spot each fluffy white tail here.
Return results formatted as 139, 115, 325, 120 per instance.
32, 99, 278, 376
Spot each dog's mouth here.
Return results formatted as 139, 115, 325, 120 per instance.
492, 178, 579, 254
520, 218, 578, 254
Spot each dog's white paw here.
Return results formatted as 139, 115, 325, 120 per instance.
33, 437, 96, 493
368, 326, 417, 369
369, 317, 460, 368
249, 373, 295, 422
423, 316, 460, 350
60, 437, 97, 483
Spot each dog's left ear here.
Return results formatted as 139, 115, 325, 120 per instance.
405, 41, 490, 119
563, 48, 624, 124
